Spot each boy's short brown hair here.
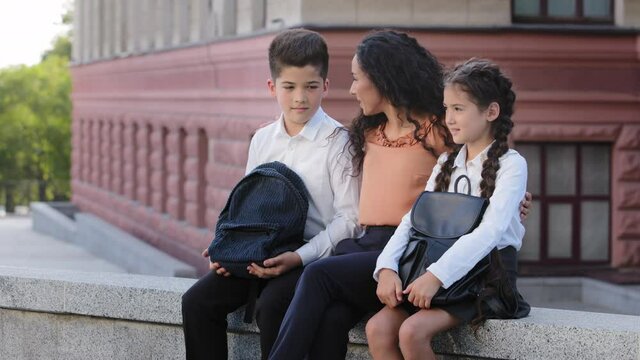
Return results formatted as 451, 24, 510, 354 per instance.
268, 29, 329, 80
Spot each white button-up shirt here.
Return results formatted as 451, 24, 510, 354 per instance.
374, 144, 527, 288
246, 107, 361, 265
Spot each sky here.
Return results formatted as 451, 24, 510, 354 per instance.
0, 0, 71, 69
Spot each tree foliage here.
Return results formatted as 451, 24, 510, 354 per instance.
0, 9, 72, 211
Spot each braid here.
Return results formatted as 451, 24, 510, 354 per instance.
479, 70, 515, 198
434, 146, 461, 192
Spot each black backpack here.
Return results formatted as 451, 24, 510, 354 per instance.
207, 161, 309, 279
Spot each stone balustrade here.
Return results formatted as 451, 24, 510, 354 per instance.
0, 266, 638, 359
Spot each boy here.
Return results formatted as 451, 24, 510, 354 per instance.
181, 29, 360, 360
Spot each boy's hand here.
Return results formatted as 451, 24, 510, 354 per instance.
247, 251, 302, 279
520, 192, 532, 222
376, 269, 403, 307
403, 271, 442, 309
203, 247, 231, 277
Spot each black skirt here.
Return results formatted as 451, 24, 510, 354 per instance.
402, 246, 530, 323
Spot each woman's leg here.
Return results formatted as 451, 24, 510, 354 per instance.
255, 267, 304, 360
366, 306, 409, 360
268, 251, 383, 360
398, 308, 460, 360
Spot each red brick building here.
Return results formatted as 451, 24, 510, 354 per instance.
71, 0, 640, 275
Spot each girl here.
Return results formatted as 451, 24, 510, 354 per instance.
368, 58, 530, 360
268, 32, 530, 360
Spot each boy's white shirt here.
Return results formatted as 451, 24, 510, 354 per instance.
245, 107, 361, 265
374, 143, 527, 289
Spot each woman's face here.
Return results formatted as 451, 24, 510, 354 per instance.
349, 55, 386, 116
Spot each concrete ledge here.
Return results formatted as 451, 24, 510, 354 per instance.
31, 202, 196, 278
0, 267, 639, 360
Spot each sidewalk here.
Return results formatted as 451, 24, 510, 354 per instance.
0, 215, 126, 273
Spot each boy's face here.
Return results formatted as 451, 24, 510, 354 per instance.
268, 65, 328, 134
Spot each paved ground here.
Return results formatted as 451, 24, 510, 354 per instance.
0, 215, 126, 273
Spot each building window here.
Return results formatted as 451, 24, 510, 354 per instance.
512, 0, 613, 24
516, 143, 611, 264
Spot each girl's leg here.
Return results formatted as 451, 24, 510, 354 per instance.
398, 308, 460, 360
268, 251, 383, 360
366, 306, 409, 360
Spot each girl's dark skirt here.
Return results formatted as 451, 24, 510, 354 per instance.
403, 246, 530, 323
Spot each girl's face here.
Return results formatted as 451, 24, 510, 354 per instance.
349, 55, 386, 116
443, 84, 498, 150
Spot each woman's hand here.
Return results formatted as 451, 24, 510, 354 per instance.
403, 271, 442, 309
520, 192, 532, 222
376, 269, 404, 307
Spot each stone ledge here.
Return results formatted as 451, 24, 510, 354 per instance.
0, 266, 191, 325
0, 267, 639, 359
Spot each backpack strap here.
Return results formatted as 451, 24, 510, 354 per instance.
243, 279, 260, 323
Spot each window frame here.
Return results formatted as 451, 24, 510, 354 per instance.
517, 142, 612, 265
512, 0, 614, 25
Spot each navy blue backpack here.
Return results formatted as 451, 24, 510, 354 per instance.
208, 161, 309, 279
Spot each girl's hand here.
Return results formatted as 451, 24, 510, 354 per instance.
403, 271, 442, 309
376, 269, 404, 307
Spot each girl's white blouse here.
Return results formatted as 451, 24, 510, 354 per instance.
374, 144, 527, 289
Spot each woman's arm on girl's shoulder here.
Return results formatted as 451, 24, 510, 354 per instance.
427, 152, 527, 289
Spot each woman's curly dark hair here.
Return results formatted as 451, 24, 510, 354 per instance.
348, 30, 453, 175
434, 58, 518, 329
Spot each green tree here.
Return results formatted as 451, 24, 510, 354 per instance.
0, 7, 72, 211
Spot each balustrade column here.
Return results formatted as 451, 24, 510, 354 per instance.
71, 117, 82, 181
184, 128, 207, 228
91, 120, 101, 185
100, 119, 112, 190
136, 122, 151, 206
110, 120, 124, 195
150, 124, 167, 213
166, 126, 185, 220
122, 120, 138, 201
81, 119, 91, 183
